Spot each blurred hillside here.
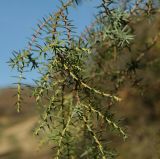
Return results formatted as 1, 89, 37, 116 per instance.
0, 81, 159, 159
0, 88, 52, 159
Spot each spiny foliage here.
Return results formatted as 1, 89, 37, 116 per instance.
9, 0, 159, 158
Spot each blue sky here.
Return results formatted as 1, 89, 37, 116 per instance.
0, 0, 99, 88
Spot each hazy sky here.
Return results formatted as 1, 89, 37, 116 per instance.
0, 0, 98, 88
